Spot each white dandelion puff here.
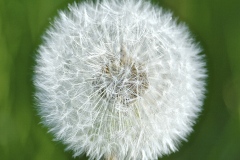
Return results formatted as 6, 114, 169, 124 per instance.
34, 0, 207, 159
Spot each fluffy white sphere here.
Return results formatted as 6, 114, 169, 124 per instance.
34, 0, 207, 159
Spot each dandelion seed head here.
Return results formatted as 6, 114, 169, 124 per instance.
34, 0, 207, 159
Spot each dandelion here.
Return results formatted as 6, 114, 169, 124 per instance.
34, 0, 207, 159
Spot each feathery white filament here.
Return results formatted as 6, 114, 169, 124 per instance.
34, 0, 207, 159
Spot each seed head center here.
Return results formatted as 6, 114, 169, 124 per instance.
93, 47, 149, 105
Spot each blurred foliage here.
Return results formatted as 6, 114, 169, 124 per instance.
0, 0, 240, 159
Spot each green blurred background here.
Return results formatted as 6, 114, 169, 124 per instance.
0, 0, 240, 159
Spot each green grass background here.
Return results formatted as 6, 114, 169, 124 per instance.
0, 0, 240, 159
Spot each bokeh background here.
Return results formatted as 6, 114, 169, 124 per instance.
0, 0, 240, 159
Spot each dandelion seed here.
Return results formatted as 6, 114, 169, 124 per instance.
34, 0, 207, 159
